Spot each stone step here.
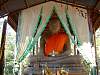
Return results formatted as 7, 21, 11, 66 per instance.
29, 55, 82, 64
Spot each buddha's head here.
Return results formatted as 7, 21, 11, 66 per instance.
48, 17, 61, 34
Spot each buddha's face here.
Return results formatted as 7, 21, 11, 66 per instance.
48, 19, 61, 34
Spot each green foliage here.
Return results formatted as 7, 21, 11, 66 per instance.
96, 28, 100, 72
5, 41, 15, 75
5, 61, 14, 75
82, 60, 91, 72
4, 25, 15, 75
96, 38, 100, 46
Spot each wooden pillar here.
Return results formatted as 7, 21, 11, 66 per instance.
87, 10, 98, 75
0, 20, 7, 75
93, 27, 98, 75
87, 10, 94, 44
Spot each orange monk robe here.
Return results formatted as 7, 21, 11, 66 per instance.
45, 32, 68, 56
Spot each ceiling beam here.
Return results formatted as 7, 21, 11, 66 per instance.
93, 15, 100, 31
94, 0, 100, 12
8, 14, 18, 32
95, 0, 100, 9
90, 0, 100, 31
0, 0, 97, 16
0, 0, 8, 7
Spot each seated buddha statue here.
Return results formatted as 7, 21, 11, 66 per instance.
41, 15, 71, 56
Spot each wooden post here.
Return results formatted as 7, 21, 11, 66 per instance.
87, 10, 98, 75
0, 20, 7, 75
93, 28, 98, 75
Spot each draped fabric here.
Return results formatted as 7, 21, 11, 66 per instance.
55, 3, 75, 44
16, 1, 94, 64
17, 2, 54, 62
45, 32, 68, 56
54, 3, 95, 63
67, 6, 90, 44
66, 5, 94, 63
16, 4, 42, 60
